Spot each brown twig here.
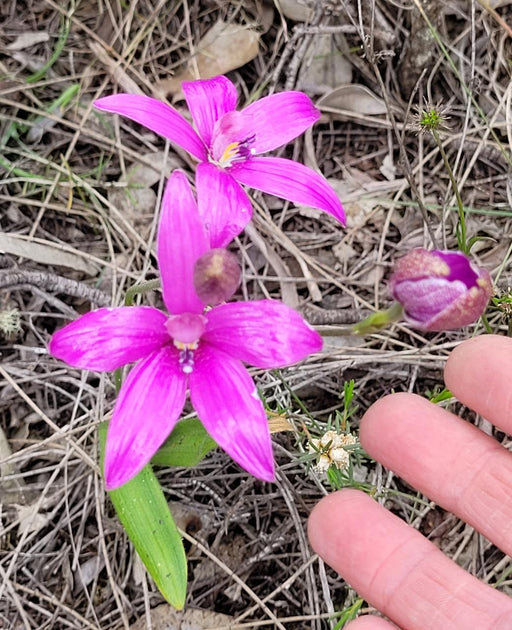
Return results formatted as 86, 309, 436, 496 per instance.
0, 270, 110, 307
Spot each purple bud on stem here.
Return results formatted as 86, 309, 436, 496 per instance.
193, 248, 241, 306
389, 248, 493, 331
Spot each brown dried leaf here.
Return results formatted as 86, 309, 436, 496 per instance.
268, 412, 294, 433
154, 21, 260, 100
6, 31, 49, 51
16, 503, 52, 537
276, 0, 313, 21
0, 232, 98, 275
0, 426, 28, 506
318, 84, 389, 116
298, 33, 352, 95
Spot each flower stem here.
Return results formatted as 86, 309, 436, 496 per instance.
352, 302, 404, 335
124, 279, 161, 306
431, 128, 468, 255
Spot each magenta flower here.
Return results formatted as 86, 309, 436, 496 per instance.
94, 75, 345, 236
389, 248, 493, 331
49, 171, 322, 489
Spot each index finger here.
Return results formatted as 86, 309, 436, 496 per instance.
444, 334, 512, 436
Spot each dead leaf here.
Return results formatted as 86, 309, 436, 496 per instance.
379, 152, 396, 181
154, 21, 260, 100
333, 241, 357, 265
298, 33, 352, 95
0, 232, 98, 275
127, 604, 241, 630
256, 2, 275, 33
75, 555, 105, 589
168, 502, 203, 534
6, 32, 49, 51
16, 503, 51, 537
268, 412, 294, 433
318, 84, 389, 116
275, 0, 313, 21
326, 168, 405, 229
0, 425, 29, 506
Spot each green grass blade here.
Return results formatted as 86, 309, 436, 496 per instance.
151, 417, 217, 467
98, 422, 187, 608
26, 14, 71, 83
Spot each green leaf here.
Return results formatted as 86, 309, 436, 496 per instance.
98, 422, 187, 608
428, 387, 453, 404
151, 417, 217, 467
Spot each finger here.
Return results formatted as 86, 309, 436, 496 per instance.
360, 392, 512, 556
445, 334, 512, 435
308, 490, 512, 630
345, 617, 398, 630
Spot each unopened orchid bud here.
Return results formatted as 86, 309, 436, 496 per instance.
193, 248, 241, 305
389, 248, 493, 331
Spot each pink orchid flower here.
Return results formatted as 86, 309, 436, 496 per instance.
49, 171, 322, 489
94, 75, 345, 236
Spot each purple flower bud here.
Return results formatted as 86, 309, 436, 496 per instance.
193, 248, 241, 305
389, 248, 493, 331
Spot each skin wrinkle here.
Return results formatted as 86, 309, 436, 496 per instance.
493, 610, 512, 630
464, 459, 512, 554
429, 421, 489, 501
363, 395, 511, 539
480, 379, 512, 432
410, 564, 470, 629
361, 500, 511, 630
423, 564, 512, 629
364, 529, 449, 620
448, 439, 503, 515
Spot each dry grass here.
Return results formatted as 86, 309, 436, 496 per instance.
1, 0, 512, 628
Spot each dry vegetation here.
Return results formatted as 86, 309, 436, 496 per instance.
1, 0, 512, 628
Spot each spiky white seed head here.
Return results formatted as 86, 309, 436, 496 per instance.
309, 430, 357, 472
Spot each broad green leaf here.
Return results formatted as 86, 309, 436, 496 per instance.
98, 422, 187, 608
151, 417, 217, 467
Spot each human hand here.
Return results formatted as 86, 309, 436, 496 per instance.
308, 335, 512, 630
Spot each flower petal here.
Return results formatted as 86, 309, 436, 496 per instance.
158, 171, 209, 314
196, 162, 252, 248
94, 94, 207, 161
427, 274, 492, 331
189, 346, 275, 481
49, 306, 168, 371
242, 91, 320, 153
104, 346, 187, 489
394, 278, 467, 324
182, 76, 238, 148
203, 300, 322, 368
436, 250, 479, 286
231, 157, 345, 224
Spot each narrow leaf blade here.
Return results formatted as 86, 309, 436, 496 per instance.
151, 417, 217, 467
98, 422, 187, 608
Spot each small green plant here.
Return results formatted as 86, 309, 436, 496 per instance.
416, 102, 470, 255
307, 381, 370, 492
490, 288, 512, 335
